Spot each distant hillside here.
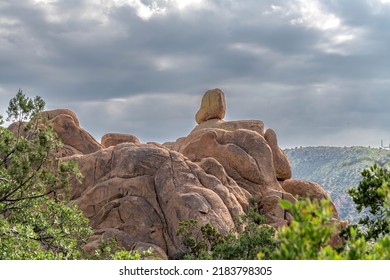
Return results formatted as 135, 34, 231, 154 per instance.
284, 146, 390, 221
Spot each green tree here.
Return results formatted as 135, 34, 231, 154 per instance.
177, 207, 277, 260
0, 90, 92, 259
347, 164, 390, 240
265, 196, 390, 260
269, 199, 336, 260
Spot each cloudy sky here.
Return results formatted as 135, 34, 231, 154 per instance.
1, 0, 390, 148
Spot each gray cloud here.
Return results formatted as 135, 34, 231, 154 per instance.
1, 0, 390, 148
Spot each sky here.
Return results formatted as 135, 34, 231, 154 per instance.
1, 0, 390, 148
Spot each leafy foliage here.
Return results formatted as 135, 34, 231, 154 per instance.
269, 199, 336, 260
266, 195, 390, 260
347, 164, 390, 240
177, 208, 277, 260
0, 90, 92, 259
90, 238, 147, 260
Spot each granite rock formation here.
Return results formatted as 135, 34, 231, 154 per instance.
10, 88, 342, 258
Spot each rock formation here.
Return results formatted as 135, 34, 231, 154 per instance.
10, 88, 343, 259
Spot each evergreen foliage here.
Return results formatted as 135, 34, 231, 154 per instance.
346, 164, 390, 240
0, 90, 92, 259
177, 207, 277, 260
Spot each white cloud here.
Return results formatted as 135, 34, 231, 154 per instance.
168, 0, 207, 10
268, 0, 364, 55
289, 0, 341, 31
116, 0, 167, 20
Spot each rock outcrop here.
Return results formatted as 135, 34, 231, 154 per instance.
281, 179, 339, 219
67, 143, 244, 258
264, 128, 292, 181
10, 88, 342, 258
48, 111, 103, 156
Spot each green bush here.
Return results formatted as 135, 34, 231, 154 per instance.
177, 208, 277, 260
265, 195, 390, 260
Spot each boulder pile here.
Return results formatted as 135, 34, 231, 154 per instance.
12, 89, 343, 259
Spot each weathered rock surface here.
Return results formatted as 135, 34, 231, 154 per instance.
281, 179, 339, 219
68, 143, 245, 259
195, 88, 226, 124
41, 109, 80, 127
174, 128, 283, 196
192, 119, 265, 136
259, 190, 296, 227
45, 109, 103, 156
101, 133, 141, 148
264, 128, 292, 181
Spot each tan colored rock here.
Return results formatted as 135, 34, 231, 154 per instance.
7, 110, 102, 156
174, 128, 283, 197
7, 121, 28, 138
264, 128, 292, 181
192, 119, 264, 136
259, 190, 296, 227
162, 141, 175, 150
101, 133, 141, 148
281, 179, 339, 219
197, 157, 252, 213
329, 220, 347, 248
40, 109, 80, 127
50, 113, 103, 155
195, 88, 226, 124
68, 143, 245, 259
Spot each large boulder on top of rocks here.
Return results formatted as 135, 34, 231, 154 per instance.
195, 88, 226, 124
67, 143, 246, 259
264, 128, 292, 181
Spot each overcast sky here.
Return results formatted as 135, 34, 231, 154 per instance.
1, 0, 390, 148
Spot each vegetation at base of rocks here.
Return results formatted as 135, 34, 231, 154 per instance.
284, 146, 390, 221
265, 175, 390, 260
89, 238, 155, 260
177, 207, 278, 260
268, 199, 336, 260
179, 163, 390, 260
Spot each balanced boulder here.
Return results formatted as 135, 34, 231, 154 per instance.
195, 88, 226, 124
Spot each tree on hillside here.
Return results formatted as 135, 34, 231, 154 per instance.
0, 90, 92, 259
347, 164, 390, 240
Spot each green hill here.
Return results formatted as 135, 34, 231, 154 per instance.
284, 146, 390, 221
